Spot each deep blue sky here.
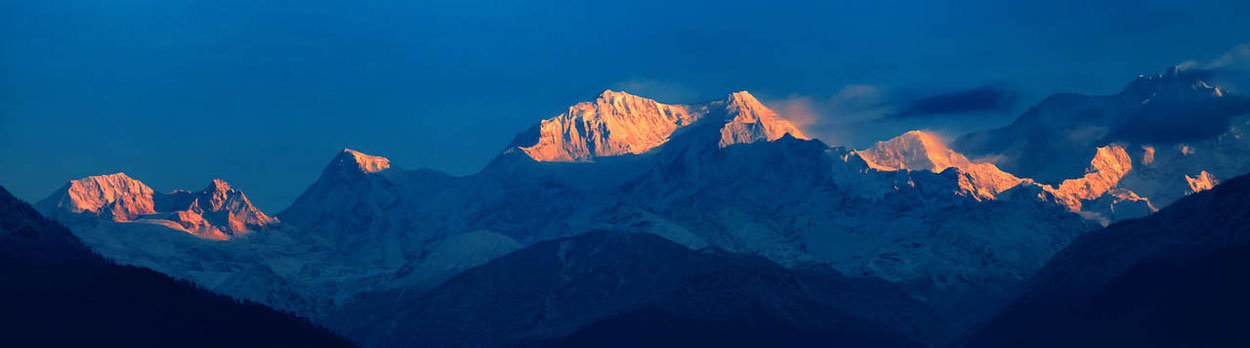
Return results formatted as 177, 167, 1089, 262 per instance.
3, 0, 1248, 211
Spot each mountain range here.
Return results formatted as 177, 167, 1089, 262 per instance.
10, 63, 1250, 347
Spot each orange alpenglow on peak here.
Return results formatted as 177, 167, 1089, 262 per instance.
206, 178, 233, 192
515, 90, 702, 162
1185, 170, 1219, 194
1042, 144, 1135, 211
717, 91, 808, 147
511, 89, 807, 162
857, 130, 1025, 200
53, 172, 157, 222
857, 131, 960, 172
162, 178, 276, 240
597, 89, 639, 100
339, 148, 391, 173
36, 173, 275, 240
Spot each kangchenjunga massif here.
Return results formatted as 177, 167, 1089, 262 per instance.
11, 63, 1250, 347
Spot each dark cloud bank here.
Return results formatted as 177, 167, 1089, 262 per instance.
893, 86, 1018, 119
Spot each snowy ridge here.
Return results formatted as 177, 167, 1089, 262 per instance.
512, 90, 703, 161
853, 131, 1160, 221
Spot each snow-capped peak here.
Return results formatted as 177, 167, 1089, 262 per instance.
1124, 65, 1227, 100
336, 149, 391, 174
715, 91, 808, 147
724, 91, 769, 115
194, 179, 273, 223
1035, 143, 1155, 218
597, 89, 641, 101
39, 172, 157, 222
509, 90, 701, 162
857, 130, 962, 172
508, 90, 808, 162
36, 173, 274, 240
161, 179, 276, 240
205, 178, 233, 193
856, 131, 1024, 200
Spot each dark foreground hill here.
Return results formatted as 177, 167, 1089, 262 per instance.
969, 173, 1250, 347
0, 186, 352, 347
336, 230, 943, 348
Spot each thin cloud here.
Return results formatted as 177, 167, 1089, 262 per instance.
1201, 43, 1250, 70
766, 84, 898, 147
765, 83, 1018, 148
